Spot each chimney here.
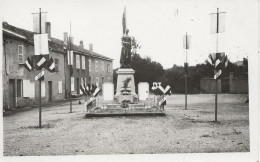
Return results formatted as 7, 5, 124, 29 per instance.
80, 40, 84, 48
45, 22, 51, 38
89, 43, 93, 54
63, 32, 68, 49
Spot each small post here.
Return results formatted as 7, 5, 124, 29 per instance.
39, 8, 42, 128
39, 80, 42, 128
69, 22, 72, 113
215, 79, 218, 122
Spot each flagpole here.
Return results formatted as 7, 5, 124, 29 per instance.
185, 32, 188, 110
39, 8, 42, 128
69, 21, 72, 113
215, 8, 219, 122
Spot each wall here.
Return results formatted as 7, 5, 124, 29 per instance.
3, 35, 66, 109
200, 78, 221, 94
230, 78, 248, 94
88, 57, 113, 89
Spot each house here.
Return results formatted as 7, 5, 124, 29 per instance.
2, 22, 113, 110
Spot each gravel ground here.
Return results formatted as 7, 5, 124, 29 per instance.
3, 94, 249, 156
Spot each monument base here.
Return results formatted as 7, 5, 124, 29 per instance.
115, 68, 138, 103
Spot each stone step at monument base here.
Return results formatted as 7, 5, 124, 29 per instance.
86, 107, 165, 117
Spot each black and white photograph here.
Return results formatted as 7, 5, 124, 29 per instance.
0, 0, 259, 161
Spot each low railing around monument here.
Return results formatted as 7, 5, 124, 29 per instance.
84, 94, 164, 114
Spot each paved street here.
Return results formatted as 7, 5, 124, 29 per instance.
3, 94, 249, 156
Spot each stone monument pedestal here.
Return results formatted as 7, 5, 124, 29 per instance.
115, 68, 138, 103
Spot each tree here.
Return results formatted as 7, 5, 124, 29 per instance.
131, 54, 164, 88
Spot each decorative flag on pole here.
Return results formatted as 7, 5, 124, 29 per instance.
205, 52, 229, 79
36, 54, 48, 70
93, 87, 101, 97
46, 57, 55, 73
214, 69, 222, 79
210, 11, 225, 33
23, 57, 34, 72
158, 96, 166, 105
32, 12, 47, 33
183, 35, 191, 49
35, 70, 45, 81
34, 34, 49, 55
159, 85, 171, 94
122, 6, 127, 34
67, 51, 73, 65
80, 84, 87, 95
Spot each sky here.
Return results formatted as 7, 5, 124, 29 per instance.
1, 0, 258, 69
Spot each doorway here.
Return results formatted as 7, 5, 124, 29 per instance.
48, 81, 52, 101
8, 79, 15, 108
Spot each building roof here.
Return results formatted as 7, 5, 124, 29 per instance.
2, 22, 113, 61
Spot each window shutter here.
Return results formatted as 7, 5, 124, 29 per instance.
71, 77, 74, 91
58, 81, 62, 93
82, 56, 85, 69
23, 80, 30, 97
41, 82, 45, 97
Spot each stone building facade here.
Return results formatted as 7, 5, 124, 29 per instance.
2, 22, 113, 110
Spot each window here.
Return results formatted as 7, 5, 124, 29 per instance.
58, 81, 62, 93
82, 56, 85, 69
17, 79, 23, 97
102, 61, 104, 72
71, 77, 74, 91
54, 58, 59, 72
76, 55, 80, 69
102, 77, 104, 84
89, 59, 91, 72
18, 45, 23, 64
107, 63, 110, 73
95, 60, 98, 72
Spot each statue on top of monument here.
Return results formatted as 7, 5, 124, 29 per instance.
120, 28, 132, 68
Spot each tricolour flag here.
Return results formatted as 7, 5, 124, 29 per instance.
214, 70, 222, 79
23, 57, 34, 72
183, 34, 191, 49
35, 54, 48, 70
93, 87, 101, 97
46, 57, 55, 73
35, 70, 44, 81
34, 34, 49, 55
67, 51, 73, 65
159, 85, 171, 94
122, 6, 127, 34
206, 54, 213, 65
32, 12, 47, 33
210, 12, 225, 34
158, 96, 166, 106
80, 84, 87, 95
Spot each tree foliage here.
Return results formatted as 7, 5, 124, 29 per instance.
131, 54, 165, 88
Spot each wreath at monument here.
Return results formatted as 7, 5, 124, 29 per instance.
121, 77, 131, 108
